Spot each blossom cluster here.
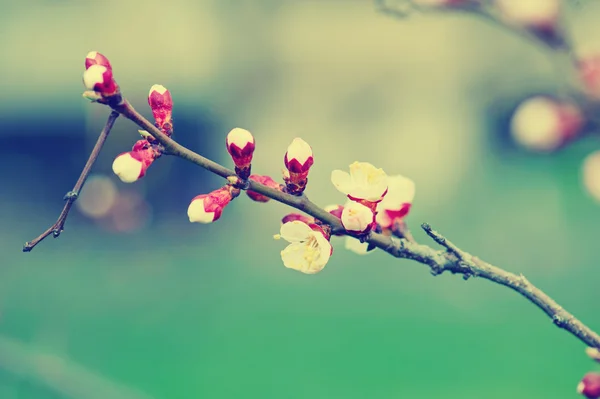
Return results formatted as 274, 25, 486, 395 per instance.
82, 52, 416, 276
273, 162, 414, 274
112, 84, 172, 183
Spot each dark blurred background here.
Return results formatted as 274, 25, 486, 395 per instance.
1, 1, 599, 398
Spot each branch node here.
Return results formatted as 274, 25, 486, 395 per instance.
227, 175, 249, 190
63, 191, 79, 201
22, 111, 119, 252
553, 314, 566, 328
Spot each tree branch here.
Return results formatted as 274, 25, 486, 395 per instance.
23, 111, 120, 252
107, 99, 600, 350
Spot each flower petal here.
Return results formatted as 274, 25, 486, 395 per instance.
344, 237, 370, 255
279, 220, 312, 243
349, 161, 369, 187
341, 201, 374, 233
379, 175, 415, 210
281, 242, 308, 272
312, 232, 332, 268
331, 170, 352, 195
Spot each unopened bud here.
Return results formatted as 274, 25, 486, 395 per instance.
85, 51, 112, 70
341, 201, 375, 234
111, 140, 158, 183
148, 84, 173, 135
187, 187, 234, 224
284, 137, 314, 195
83, 64, 118, 96
578, 373, 600, 399
226, 128, 255, 179
112, 153, 144, 183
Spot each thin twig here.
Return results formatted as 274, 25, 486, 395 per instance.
108, 100, 600, 349
376, 224, 600, 349
110, 101, 344, 232
23, 111, 120, 252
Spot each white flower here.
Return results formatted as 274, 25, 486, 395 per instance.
376, 175, 415, 228
344, 237, 370, 255
112, 153, 142, 183
83, 64, 108, 90
341, 201, 374, 233
275, 221, 331, 274
510, 97, 581, 152
331, 161, 388, 202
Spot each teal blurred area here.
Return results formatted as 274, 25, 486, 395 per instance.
1, 0, 600, 398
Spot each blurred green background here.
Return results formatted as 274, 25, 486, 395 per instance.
1, 0, 600, 398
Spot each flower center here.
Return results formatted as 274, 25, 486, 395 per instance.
303, 236, 320, 264
366, 170, 381, 184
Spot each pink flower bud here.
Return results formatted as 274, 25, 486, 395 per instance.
510, 96, 583, 152
187, 187, 235, 224
578, 373, 600, 399
112, 152, 147, 183
282, 213, 315, 225
285, 137, 314, 174
283, 138, 314, 195
226, 128, 255, 179
246, 174, 282, 202
341, 201, 375, 234
579, 55, 600, 100
148, 84, 173, 135
85, 51, 112, 70
82, 65, 118, 96
112, 141, 157, 183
